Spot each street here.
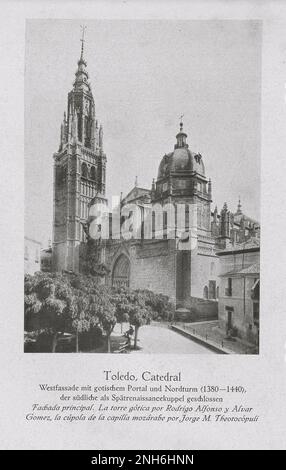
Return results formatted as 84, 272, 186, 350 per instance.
132, 325, 215, 354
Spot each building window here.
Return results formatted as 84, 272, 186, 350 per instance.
84, 116, 91, 148
253, 302, 259, 327
81, 162, 88, 178
208, 280, 216, 300
77, 112, 82, 141
90, 166, 96, 180
225, 278, 232, 296
225, 307, 234, 331
185, 204, 189, 231
251, 278, 259, 301
177, 180, 188, 189
163, 211, 168, 239
203, 286, 208, 299
24, 245, 29, 260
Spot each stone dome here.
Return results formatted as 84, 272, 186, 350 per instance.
157, 125, 205, 179
157, 148, 205, 179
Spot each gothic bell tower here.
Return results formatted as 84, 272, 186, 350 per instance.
52, 29, 107, 272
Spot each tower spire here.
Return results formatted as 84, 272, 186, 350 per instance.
237, 196, 242, 215
73, 26, 90, 93
53, 28, 107, 273
80, 25, 87, 60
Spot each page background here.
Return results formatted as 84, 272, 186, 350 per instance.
0, 0, 285, 450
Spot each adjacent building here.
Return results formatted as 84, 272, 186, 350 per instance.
24, 237, 41, 275
217, 238, 260, 344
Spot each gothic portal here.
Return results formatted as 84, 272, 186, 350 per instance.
112, 254, 130, 288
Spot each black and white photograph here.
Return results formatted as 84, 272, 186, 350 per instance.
25, 20, 260, 355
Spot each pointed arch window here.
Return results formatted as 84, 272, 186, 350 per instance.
90, 166, 96, 181
81, 162, 88, 178
84, 116, 91, 148
77, 112, 82, 142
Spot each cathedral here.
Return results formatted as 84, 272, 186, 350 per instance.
52, 39, 260, 320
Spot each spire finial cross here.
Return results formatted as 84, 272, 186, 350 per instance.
179, 114, 184, 131
80, 25, 87, 58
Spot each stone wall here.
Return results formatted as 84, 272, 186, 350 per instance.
185, 296, 218, 321
102, 239, 176, 303
190, 249, 220, 300
131, 240, 176, 302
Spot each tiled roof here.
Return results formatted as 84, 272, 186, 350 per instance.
122, 186, 151, 204
221, 262, 260, 277
219, 237, 260, 253
238, 263, 260, 274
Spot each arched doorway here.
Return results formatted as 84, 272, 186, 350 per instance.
112, 254, 130, 288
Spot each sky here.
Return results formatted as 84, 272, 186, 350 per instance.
25, 19, 261, 247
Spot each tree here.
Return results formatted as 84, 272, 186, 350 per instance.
135, 289, 175, 322
111, 287, 165, 349
111, 287, 133, 333
69, 291, 90, 353
119, 290, 151, 349
24, 273, 72, 352
81, 238, 110, 280
24, 292, 42, 332
121, 312, 130, 333
24, 273, 174, 353
128, 304, 150, 349
70, 275, 116, 353
96, 288, 117, 353
44, 296, 67, 352
99, 308, 117, 353
69, 274, 113, 352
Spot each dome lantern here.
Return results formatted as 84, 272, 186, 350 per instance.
175, 118, 188, 149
